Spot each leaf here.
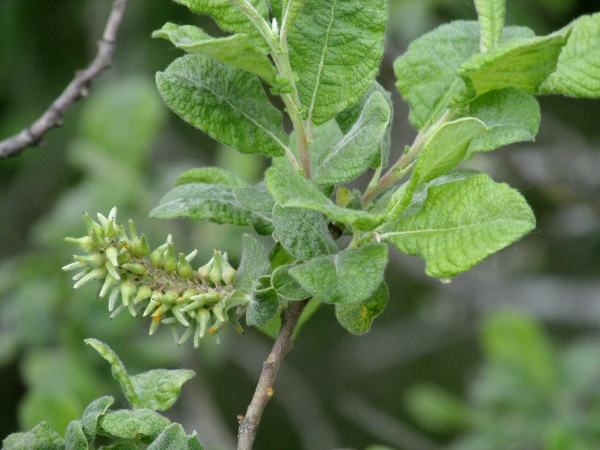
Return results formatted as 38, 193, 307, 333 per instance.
98, 409, 170, 441
2, 422, 65, 450
234, 183, 276, 235
382, 174, 535, 278
265, 166, 385, 231
280, 0, 307, 38
65, 421, 87, 450
457, 33, 567, 96
474, 0, 506, 53
336, 81, 394, 168
85, 339, 138, 407
272, 205, 337, 260
313, 92, 391, 186
467, 88, 540, 158
175, 167, 248, 187
288, 244, 388, 305
153, 23, 277, 83
147, 424, 203, 450
288, 0, 387, 124
335, 282, 388, 335
130, 369, 195, 412
173, 0, 269, 51
271, 264, 311, 301
235, 234, 271, 294
80, 396, 114, 445
540, 13, 600, 98
156, 55, 288, 157
246, 285, 280, 326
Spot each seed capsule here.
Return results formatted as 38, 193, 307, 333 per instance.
177, 252, 193, 279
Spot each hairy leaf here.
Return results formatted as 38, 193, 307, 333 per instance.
475, 0, 505, 53
156, 55, 287, 157
382, 174, 535, 278
153, 23, 277, 83
288, 244, 388, 304
246, 285, 279, 326
2, 422, 65, 450
540, 13, 600, 97
98, 409, 170, 441
467, 88, 540, 157
280, 0, 307, 38
265, 166, 385, 230
80, 396, 114, 444
313, 92, 391, 185
272, 206, 337, 260
130, 369, 195, 411
335, 282, 388, 335
271, 265, 311, 301
235, 234, 271, 294
65, 421, 87, 450
288, 0, 387, 124
147, 423, 203, 450
174, 167, 248, 187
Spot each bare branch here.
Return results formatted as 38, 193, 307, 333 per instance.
237, 299, 309, 450
0, 0, 130, 158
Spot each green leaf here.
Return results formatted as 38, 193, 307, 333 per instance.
288, 244, 388, 305
288, 0, 387, 124
336, 81, 394, 168
272, 205, 337, 260
173, 0, 269, 51
147, 423, 203, 450
153, 23, 277, 83
98, 409, 170, 441
246, 285, 279, 326
540, 13, 600, 97
64, 421, 87, 450
382, 174, 535, 278
335, 281, 388, 335
475, 0, 506, 53
85, 339, 139, 407
467, 88, 540, 158
271, 264, 311, 301
280, 0, 307, 38
2, 422, 65, 450
265, 166, 385, 231
130, 369, 195, 412
80, 396, 114, 445
235, 234, 271, 294
174, 167, 249, 187
457, 33, 567, 96
156, 55, 288, 157
313, 92, 391, 185
234, 183, 276, 235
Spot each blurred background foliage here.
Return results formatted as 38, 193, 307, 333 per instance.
1, 0, 600, 449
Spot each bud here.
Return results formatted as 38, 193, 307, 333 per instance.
62, 261, 85, 272
64, 236, 97, 253
99, 273, 118, 298
122, 262, 147, 276
222, 291, 250, 310
171, 303, 190, 327
133, 285, 152, 305
73, 267, 107, 289
177, 325, 194, 346
227, 309, 244, 334
160, 291, 179, 305
149, 242, 169, 267
108, 286, 120, 312
117, 246, 131, 265
105, 218, 118, 239
105, 247, 119, 267
185, 249, 198, 263
177, 252, 193, 279
104, 260, 120, 282
74, 253, 106, 268
181, 292, 221, 313
195, 308, 212, 342
90, 229, 105, 249
132, 233, 150, 258
84, 212, 104, 237
197, 257, 214, 282
120, 280, 136, 307
127, 218, 138, 241
211, 300, 227, 324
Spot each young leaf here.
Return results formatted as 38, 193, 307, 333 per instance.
540, 13, 600, 98
235, 234, 271, 294
457, 33, 567, 96
98, 409, 170, 441
272, 205, 338, 260
336, 81, 394, 168
271, 264, 311, 301
335, 281, 388, 335
156, 55, 288, 157
313, 92, 391, 186
246, 285, 280, 326
288, 0, 387, 124
65, 421, 87, 450
130, 369, 195, 412
85, 339, 139, 407
475, 0, 506, 53
173, 0, 269, 51
2, 422, 65, 450
265, 166, 385, 230
382, 174, 535, 278
80, 396, 114, 445
288, 244, 388, 305
280, 0, 307, 38
174, 167, 249, 187
147, 423, 203, 450
467, 88, 540, 158
153, 23, 278, 83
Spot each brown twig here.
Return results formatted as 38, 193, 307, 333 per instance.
237, 299, 309, 450
0, 0, 130, 159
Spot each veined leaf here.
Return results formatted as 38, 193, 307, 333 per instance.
382, 174, 535, 278
98, 409, 170, 441
467, 88, 540, 158
458, 33, 567, 96
175, 167, 249, 187
156, 55, 288, 157
289, 244, 388, 305
271, 264, 311, 301
272, 205, 338, 260
475, 0, 506, 53
313, 92, 391, 186
288, 0, 387, 124
130, 369, 195, 412
235, 234, 271, 294
265, 166, 385, 230
153, 23, 278, 83
540, 13, 600, 98
1, 422, 65, 450
247, 284, 279, 326
281, 0, 307, 38
174, 0, 269, 51
335, 282, 388, 335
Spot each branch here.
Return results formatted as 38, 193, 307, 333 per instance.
0, 0, 130, 159
237, 299, 310, 450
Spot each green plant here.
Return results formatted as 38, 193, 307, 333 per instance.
4, 0, 600, 448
